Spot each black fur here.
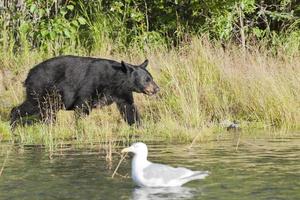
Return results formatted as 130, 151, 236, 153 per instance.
10, 55, 159, 127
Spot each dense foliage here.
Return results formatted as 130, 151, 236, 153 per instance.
1, 0, 299, 52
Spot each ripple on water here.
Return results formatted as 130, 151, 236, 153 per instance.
0, 133, 299, 200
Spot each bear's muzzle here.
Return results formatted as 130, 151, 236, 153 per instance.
144, 82, 160, 95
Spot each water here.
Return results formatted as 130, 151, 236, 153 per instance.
0, 133, 299, 200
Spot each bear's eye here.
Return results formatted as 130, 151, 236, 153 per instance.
146, 77, 151, 82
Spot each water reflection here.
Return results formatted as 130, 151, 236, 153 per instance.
0, 133, 299, 200
132, 186, 197, 200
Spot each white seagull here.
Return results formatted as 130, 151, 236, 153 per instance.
121, 142, 209, 187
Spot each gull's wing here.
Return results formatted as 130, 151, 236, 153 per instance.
142, 163, 206, 184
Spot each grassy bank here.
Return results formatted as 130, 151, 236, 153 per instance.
0, 37, 299, 149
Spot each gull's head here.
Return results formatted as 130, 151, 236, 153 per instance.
121, 142, 148, 157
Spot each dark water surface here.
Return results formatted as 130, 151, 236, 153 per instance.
0, 133, 299, 200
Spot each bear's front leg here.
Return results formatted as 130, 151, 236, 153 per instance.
116, 101, 140, 126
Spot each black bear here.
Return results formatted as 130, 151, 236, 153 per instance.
10, 55, 159, 127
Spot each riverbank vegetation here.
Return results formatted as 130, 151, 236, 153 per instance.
0, 0, 299, 148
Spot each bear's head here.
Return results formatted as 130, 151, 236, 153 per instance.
121, 59, 160, 95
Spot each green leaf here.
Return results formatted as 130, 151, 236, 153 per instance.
71, 20, 79, 27
67, 5, 74, 10
38, 8, 45, 17
41, 30, 48, 37
253, 27, 264, 38
60, 9, 67, 16
64, 29, 71, 38
78, 17, 86, 25
50, 32, 56, 40
19, 23, 30, 33
30, 4, 36, 13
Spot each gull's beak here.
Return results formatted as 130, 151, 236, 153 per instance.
121, 147, 132, 154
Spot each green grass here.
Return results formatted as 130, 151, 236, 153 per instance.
0, 36, 299, 150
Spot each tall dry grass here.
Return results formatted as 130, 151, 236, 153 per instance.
145, 39, 300, 129
0, 37, 299, 149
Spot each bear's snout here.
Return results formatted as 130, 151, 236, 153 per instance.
144, 82, 160, 95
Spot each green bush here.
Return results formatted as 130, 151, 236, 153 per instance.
0, 0, 299, 53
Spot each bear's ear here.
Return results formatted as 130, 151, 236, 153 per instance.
140, 59, 149, 69
121, 61, 134, 73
